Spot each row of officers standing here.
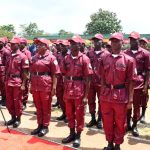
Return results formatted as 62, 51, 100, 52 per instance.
0, 32, 149, 150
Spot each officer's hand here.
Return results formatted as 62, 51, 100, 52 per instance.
143, 86, 148, 94
83, 97, 87, 105
21, 85, 25, 90
127, 102, 132, 109
51, 88, 56, 96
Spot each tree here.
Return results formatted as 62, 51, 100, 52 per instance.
0, 24, 16, 35
19, 22, 44, 37
85, 9, 122, 35
58, 29, 73, 36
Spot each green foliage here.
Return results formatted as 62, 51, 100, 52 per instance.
0, 29, 14, 39
85, 9, 122, 35
19, 22, 44, 37
58, 29, 73, 36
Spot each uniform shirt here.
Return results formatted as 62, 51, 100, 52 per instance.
21, 47, 32, 64
62, 51, 93, 99
6, 50, 29, 87
87, 49, 109, 86
98, 52, 136, 103
30, 50, 60, 92
124, 47, 150, 89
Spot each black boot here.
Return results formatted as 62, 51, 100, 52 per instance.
132, 121, 139, 137
56, 113, 66, 121
5, 116, 16, 126
86, 113, 97, 127
103, 142, 114, 150
73, 132, 81, 148
126, 117, 132, 132
140, 107, 146, 124
62, 128, 76, 144
52, 100, 59, 108
114, 144, 121, 150
97, 115, 103, 129
13, 117, 21, 128
38, 126, 49, 137
31, 124, 43, 135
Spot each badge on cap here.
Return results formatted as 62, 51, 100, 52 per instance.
54, 60, 58, 65
25, 60, 29, 64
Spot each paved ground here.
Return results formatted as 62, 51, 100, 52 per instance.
0, 94, 150, 150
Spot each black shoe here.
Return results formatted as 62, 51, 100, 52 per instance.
73, 132, 81, 148
52, 101, 59, 108
86, 119, 97, 127
114, 144, 121, 150
73, 138, 81, 148
62, 128, 76, 144
132, 126, 139, 137
38, 126, 49, 137
13, 118, 21, 128
103, 142, 114, 150
140, 116, 146, 124
5, 116, 16, 126
56, 114, 66, 121
97, 120, 103, 129
64, 118, 68, 123
31, 125, 42, 135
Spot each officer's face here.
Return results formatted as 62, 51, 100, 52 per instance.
93, 38, 102, 50
70, 41, 80, 52
56, 44, 61, 52
139, 40, 147, 49
111, 38, 122, 52
11, 43, 19, 51
130, 38, 139, 50
37, 42, 47, 54
20, 42, 26, 50
60, 44, 68, 54
0, 41, 4, 49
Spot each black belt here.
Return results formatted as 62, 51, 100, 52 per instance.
32, 72, 51, 76
0, 64, 4, 66
65, 76, 83, 81
106, 84, 125, 89
8, 74, 20, 78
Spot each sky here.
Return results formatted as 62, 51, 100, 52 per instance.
0, 0, 149, 34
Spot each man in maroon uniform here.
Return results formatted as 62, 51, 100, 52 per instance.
61, 37, 93, 148
56, 40, 69, 122
125, 32, 150, 136
20, 38, 32, 110
0, 38, 11, 106
5, 38, 29, 128
86, 34, 109, 129
30, 38, 60, 137
98, 33, 136, 150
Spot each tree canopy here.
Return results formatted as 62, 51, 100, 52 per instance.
85, 9, 122, 35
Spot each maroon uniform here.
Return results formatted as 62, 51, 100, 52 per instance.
62, 52, 93, 133
30, 50, 60, 127
5, 50, 29, 118
124, 47, 150, 121
98, 52, 136, 144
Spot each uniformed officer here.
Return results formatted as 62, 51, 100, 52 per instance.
125, 32, 150, 136
98, 33, 136, 150
61, 36, 93, 148
139, 37, 149, 123
5, 37, 29, 128
20, 38, 32, 110
30, 38, 60, 137
56, 40, 69, 122
86, 34, 109, 129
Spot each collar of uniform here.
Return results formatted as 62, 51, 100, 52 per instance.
129, 47, 142, 54
70, 51, 83, 60
21, 47, 26, 53
37, 50, 49, 58
110, 51, 122, 58
11, 49, 21, 56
